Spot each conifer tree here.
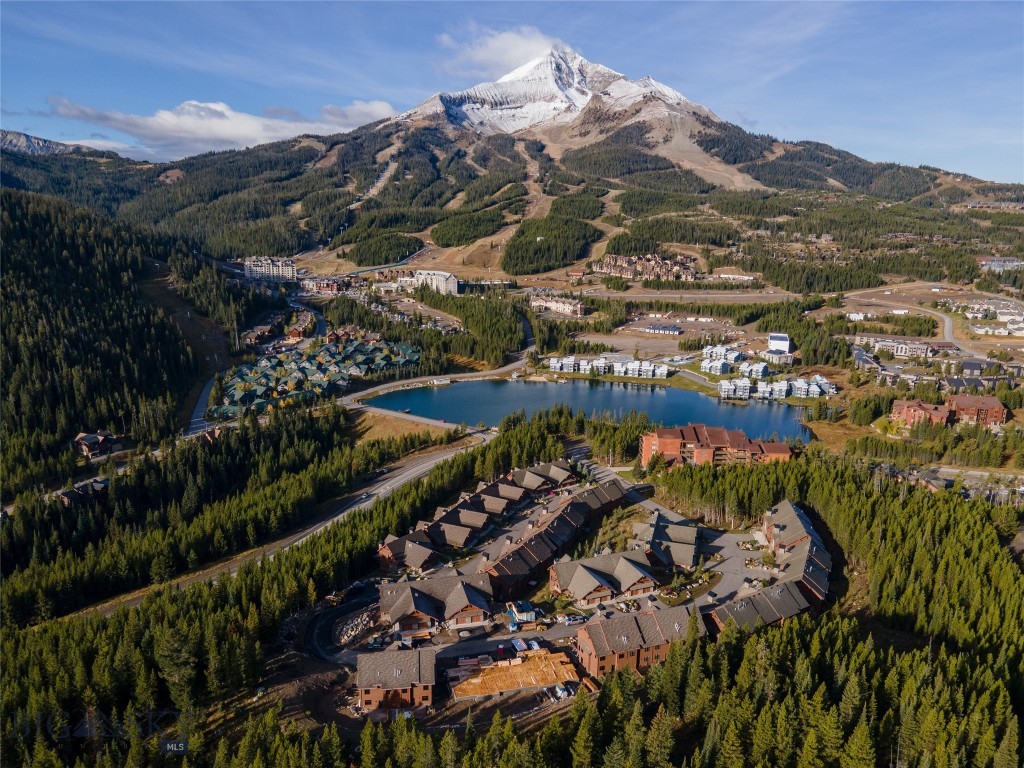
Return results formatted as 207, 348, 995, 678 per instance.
840, 719, 876, 768
796, 730, 824, 768
571, 703, 598, 768
993, 717, 1019, 768
645, 705, 675, 768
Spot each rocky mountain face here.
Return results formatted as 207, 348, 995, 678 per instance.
399, 44, 766, 189
403, 43, 717, 135
1, 130, 90, 156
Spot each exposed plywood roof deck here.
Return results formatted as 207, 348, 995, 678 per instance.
449, 650, 579, 700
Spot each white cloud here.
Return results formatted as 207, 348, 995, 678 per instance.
438, 24, 564, 80
49, 96, 397, 161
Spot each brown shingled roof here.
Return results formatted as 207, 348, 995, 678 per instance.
357, 649, 436, 690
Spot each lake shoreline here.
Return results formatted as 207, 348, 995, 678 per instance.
366, 378, 810, 440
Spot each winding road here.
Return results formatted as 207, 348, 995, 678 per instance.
78, 316, 535, 619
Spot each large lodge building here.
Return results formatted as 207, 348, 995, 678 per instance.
640, 424, 792, 468
575, 604, 704, 678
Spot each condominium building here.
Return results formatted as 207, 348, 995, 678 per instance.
414, 270, 459, 295
244, 257, 297, 282
530, 296, 584, 317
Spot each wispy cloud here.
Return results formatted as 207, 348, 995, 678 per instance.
2, 4, 406, 98
49, 96, 396, 161
437, 24, 563, 80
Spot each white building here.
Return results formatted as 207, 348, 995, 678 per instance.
530, 296, 584, 317
809, 374, 837, 395
767, 333, 792, 353
738, 361, 771, 379
761, 350, 794, 366
733, 377, 751, 399
414, 270, 459, 295
702, 345, 731, 360
701, 359, 732, 375
245, 257, 296, 282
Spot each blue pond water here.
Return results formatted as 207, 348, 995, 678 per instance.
367, 379, 809, 440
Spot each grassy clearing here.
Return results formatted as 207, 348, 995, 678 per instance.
351, 411, 448, 443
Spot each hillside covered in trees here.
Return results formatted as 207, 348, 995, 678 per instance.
2, 411, 1021, 767
0, 190, 199, 500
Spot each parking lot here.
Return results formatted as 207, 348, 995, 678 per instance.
700, 530, 771, 604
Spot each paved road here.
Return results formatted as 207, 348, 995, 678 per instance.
89, 431, 494, 618
184, 375, 217, 436
347, 247, 432, 276
305, 586, 381, 662
341, 346, 536, 407
845, 282, 988, 357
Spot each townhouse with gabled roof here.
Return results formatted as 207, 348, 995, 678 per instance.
550, 550, 661, 608
710, 500, 831, 633
628, 509, 700, 571
510, 460, 575, 492
762, 499, 832, 606
710, 581, 810, 631
379, 570, 494, 637
378, 530, 440, 574
575, 604, 704, 678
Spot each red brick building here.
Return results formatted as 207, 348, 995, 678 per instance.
575, 605, 703, 678
945, 394, 1009, 427
890, 399, 952, 427
639, 425, 792, 467
357, 649, 435, 712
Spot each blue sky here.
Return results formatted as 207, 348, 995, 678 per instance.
2, 1, 1021, 182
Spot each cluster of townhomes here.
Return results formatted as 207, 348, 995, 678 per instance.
546, 355, 670, 379
718, 374, 837, 401
357, 496, 832, 714
710, 501, 831, 630
208, 339, 420, 417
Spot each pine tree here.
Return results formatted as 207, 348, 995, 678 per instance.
720, 722, 746, 768
537, 715, 566, 768
645, 705, 675, 768
361, 722, 378, 768
796, 730, 824, 768
993, 717, 1019, 768
603, 737, 629, 768
840, 719, 876, 768
624, 700, 647, 768
439, 730, 460, 768
572, 702, 598, 768
751, 706, 775, 766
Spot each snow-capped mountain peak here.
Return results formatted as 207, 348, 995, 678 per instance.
402, 44, 712, 134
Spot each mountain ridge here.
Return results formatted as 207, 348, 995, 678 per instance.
0, 130, 94, 156
401, 43, 719, 138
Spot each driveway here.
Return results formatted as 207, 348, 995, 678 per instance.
699, 530, 770, 603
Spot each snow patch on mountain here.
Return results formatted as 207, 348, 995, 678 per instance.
403, 44, 717, 134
